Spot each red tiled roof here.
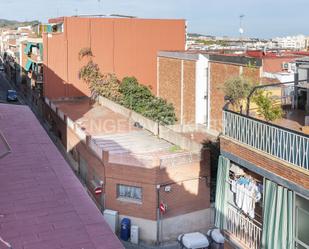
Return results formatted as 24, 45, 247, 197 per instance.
0, 104, 123, 249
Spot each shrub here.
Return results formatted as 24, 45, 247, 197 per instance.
78, 49, 177, 125
78, 47, 93, 60
119, 77, 153, 111
119, 77, 177, 125
252, 90, 283, 122
78, 48, 121, 101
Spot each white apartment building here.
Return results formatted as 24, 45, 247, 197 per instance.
272, 34, 307, 50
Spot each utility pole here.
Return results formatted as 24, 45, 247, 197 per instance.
239, 14, 245, 46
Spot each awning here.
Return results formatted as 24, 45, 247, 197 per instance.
25, 59, 32, 72
24, 43, 32, 54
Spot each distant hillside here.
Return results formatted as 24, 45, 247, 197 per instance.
188, 33, 205, 38
0, 19, 40, 29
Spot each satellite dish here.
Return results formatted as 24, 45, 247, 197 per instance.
239, 28, 244, 34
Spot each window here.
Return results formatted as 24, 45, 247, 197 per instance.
295, 195, 309, 249
117, 184, 142, 202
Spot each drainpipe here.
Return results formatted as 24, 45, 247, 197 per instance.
156, 184, 160, 245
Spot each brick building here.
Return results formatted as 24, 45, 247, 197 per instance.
43, 96, 213, 243
43, 16, 186, 99
214, 58, 309, 249
20, 38, 44, 113
157, 51, 262, 132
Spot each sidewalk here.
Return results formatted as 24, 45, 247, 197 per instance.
122, 240, 179, 249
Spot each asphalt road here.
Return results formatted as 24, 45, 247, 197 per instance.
0, 70, 23, 105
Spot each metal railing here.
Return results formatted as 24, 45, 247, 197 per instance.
226, 204, 262, 249
223, 110, 309, 170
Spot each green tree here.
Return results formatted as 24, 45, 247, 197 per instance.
252, 90, 283, 122
78, 48, 121, 101
224, 76, 254, 110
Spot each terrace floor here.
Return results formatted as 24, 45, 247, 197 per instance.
273, 109, 306, 133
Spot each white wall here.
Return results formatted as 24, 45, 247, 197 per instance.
195, 54, 209, 125
161, 208, 214, 242
118, 208, 214, 244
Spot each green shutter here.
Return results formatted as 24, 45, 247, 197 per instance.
214, 155, 230, 230
25, 59, 32, 72
261, 180, 294, 249
39, 43, 43, 57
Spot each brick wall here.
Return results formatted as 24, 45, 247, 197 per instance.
158, 57, 182, 121
158, 57, 196, 124
209, 62, 240, 131
183, 60, 196, 124
221, 137, 309, 190
209, 62, 260, 132
45, 104, 211, 222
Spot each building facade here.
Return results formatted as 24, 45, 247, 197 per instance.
214, 58, 309, 249
43, 96, 213, 244
157, 51, 262, 132
43, 16, 186, 99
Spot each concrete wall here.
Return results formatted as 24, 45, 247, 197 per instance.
195, 54, 209, 125
119, 208, 214, 243
44, 17, 186, 99
161, 208, 214, 241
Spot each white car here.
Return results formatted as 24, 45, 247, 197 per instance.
178, 232, 209, 249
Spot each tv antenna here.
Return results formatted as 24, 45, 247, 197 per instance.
239, 14, 245, 36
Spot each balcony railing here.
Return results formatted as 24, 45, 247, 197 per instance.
223, 110, 309, 171
226, 204, 262, 249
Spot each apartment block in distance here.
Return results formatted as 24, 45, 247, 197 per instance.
215, 57, 309, 249
43, 16, 186, 99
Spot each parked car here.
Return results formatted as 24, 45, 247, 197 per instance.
6, 90, 17, 102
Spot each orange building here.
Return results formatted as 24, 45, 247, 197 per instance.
43, 16, 186, 99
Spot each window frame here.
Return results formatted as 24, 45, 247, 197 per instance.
294, 193, 309, 249
117, 184, 142, 204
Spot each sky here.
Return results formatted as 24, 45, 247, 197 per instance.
1, 0, 309, 38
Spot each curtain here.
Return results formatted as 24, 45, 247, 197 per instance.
215, 155, 230, 229
262, 179, 294, 249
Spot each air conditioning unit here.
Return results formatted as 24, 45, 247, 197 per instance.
282, 62, 289, 70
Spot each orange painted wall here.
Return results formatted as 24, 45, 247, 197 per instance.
44, 17, 186, 99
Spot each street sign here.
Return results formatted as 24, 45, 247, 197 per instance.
159, 202, 167, 214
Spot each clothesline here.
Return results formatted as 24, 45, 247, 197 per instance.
226, 179, 257, 200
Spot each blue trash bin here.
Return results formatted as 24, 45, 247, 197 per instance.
120, 218, 131, 241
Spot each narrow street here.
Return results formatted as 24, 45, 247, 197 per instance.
0, 67, 24, 105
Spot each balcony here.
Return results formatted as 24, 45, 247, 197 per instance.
223, 109, 309, 171
225, 204, 262, 249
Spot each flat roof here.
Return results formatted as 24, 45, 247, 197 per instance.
158, 50, 263, 66
0, 104, 123, 249
54, 98, 193, 168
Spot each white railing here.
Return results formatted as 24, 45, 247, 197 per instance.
226, 204, 262, 249
223, 110, 309, 171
